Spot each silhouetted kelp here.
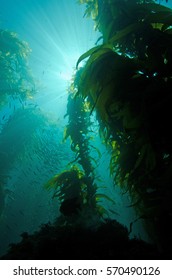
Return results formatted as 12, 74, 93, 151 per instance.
75, 0, 172, 255
45, 82, 116, 227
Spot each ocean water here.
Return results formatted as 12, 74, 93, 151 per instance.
1, 0, 168, 257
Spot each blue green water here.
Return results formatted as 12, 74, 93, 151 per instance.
2, 0, 169, 257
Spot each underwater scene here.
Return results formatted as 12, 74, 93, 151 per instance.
0, 0, 172, 260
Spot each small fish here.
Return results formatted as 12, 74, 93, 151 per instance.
109, 209, 120, 216
31, 180, 39, 185
19, 210, 24, 216
22, 170, 27, 176
7, 195, 15, 201
5, 224, 11, 231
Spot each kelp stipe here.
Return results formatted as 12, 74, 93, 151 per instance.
45, 72, 115, 228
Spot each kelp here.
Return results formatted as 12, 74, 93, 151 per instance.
45, 73, 116, 224
64, 82, 95, 177
45, 163, 116, 224
0, 29, 35, 107
76, 0, 172, 249
45, 165, 87, 214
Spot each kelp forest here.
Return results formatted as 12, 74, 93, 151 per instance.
1, 0, 172, 259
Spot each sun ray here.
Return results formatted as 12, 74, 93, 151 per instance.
1, 0, 100, 114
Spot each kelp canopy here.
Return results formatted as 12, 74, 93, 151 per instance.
76, 0, 172, 252
0, 29, 35, 107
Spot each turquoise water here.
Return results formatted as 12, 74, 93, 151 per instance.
0, 0, 101, 256
1, 0, 168, 257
